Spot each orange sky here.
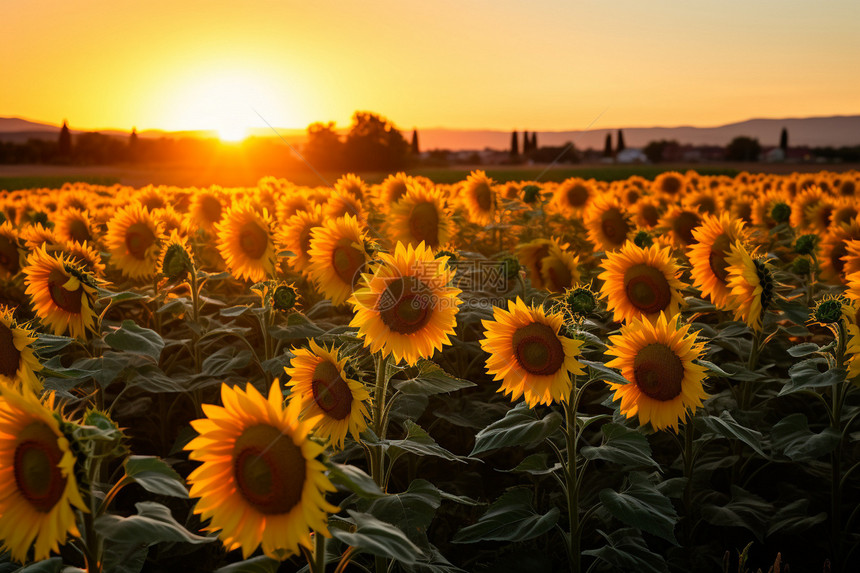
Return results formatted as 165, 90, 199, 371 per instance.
3, 0, 859, 135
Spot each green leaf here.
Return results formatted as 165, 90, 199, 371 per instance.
326, 462, 384, 499
101, 540, 148, 573
95, 501, 213, 546
581, 359, 630, 385
220, 305, 253, 317
35, 333, 74, 354
787, 342, 821, 357
364, 479, 441, 546
696, 359, 732, 377
695, 411, 767, 457
767, 499, 827, 537
15, 559, 64, 573
201, 346, 251, 377
124, 456, 188, 498
582, 529, 668, 573
392, 360, 476, 396
701, 486, 772, 541
771, 413, 841, 461
581, 423, 660, 470
470, 402, 562, 456
213, 556, 281, 573
500, 453, 562, 475
386, 420, 468, 464
598, 472, 678, 545
99, 289, 148, 303
104, 320, 165, 362
779, 357, 846, 396
330, 510, 422, 564
453, 488, 559, 544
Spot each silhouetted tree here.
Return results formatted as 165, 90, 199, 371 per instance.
129, 127, 139, 162
523, 130, 530, 153
617, 129, 626, 152
780, 128, 788, 152
343, 112, 409, 171
725, 136, 762, 162
603, 133, 613, 157
531, 132, 538, 151
58, 121, 72, 159
304, 122, 344, 170
411, 128, 420, 155
510, 131, 519, 157
643, 140, 679, 163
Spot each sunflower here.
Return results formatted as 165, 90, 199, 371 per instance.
105, 203, 163, 280
820, 218, 860, 284
0, 222, 25, 278
188, 188, 226, 235
334, 173, 369, 202
59, 241, 105, 279
515, 238, 561, 290
598, 242, 686, 324
0, 385, 87, 562
842, 240, 860, 278
23, 247, 98, 339
387, 184, 452, 249
481, 298, 585, 407
725, 242, 773, 331
652, 171, 686, 197
350, 242, 461, 365
324, 191, 367, 226
584, 194, 632, 252
284, 340, 371, 449
215, 202, 277, 283
831, 199, 859, 230
539, 243, 582, 293
158, 231, 195, 283
378, 172, 413, 205
0, 308, 42, 392
185, 380, 338, 559
21, 223, 60, 252
790, 185, 824, 230
54, 208, 95, 245
280, 205, 324, 277
634, 198, 662, 229
461, 170, 496, 226
604, 312, 708, 432
688, 214, 748, 309
660, 207, 702, 249
307, 214, 370, 306
553, 178, 593, 215
275, 191, 311, 223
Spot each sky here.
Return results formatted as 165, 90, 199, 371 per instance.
2, 0, 859, 136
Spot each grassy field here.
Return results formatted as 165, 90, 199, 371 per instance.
0, 174, 120, 191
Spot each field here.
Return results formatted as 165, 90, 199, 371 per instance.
1, 169, 859, 572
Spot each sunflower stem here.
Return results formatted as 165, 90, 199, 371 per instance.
313, 532, 326, 573
830, 320, 847, 568
682, 414, 695, 545
562, 378, 581, 573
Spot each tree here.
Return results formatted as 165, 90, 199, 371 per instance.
531, 132, 538, 151
643, 140, 679, 163
780, 127, 788, 152
523, 130, 530, 153
510, 131, 519, 157
129, 127, 139, 162
617, 129, 626, 153
725, 136, 762, 162
304, 121, 344, 170
343, 111, 409, 171
411, 128, 420, 155
603, 133, 613, 158
58, 120, 72, 159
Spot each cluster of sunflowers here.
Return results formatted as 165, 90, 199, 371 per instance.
0, 168, 859, 572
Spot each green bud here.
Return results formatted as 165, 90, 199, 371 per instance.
162, 242, 193, 281
813, 297, 844, 324
792, 257, 811, 275
794, 234, 819, 256
435, 249, 458, 263
501, 256, 520, 280
273, 285, 298, 312
633, 230, 653, 249
565, 286, 598, 317
770, 202, 791, 224
522, 185, 541, 204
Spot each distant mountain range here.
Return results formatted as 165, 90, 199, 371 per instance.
2, 115, 858, 150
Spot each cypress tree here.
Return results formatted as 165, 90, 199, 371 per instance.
531, 131, 537, 151
523, 130, 530, 153
411, 128, 420, 154
603, 133, 612, 157
511, 130, 519, 156
58, 120, 72, 158
779, 127, 788, 152
617, 129, 626, 152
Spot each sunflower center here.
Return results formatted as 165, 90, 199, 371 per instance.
331, 240, 365, 286
201, 195, 223, 223
68, 219, 91, 243
542, 257, 573, 291
408, 202, 440, 246
639, 204, 660, 228
475, 184, 493, 211
48, 269, 82, 314
311, 361, 354, 420
14, 423, 66, 513
660, 176, 682, 194
708, 234, 733, 282
0, 322, 20, 378
379, 276, 432, 335
125, 223, 156, 260
672, 211, 701, 245
566, 185, 589, 207
600, 208, 631, 247
0, 236, 21, 275
233, 424, 306, 515
238, 221, 269, 260
633, 343, 685, 401
624, 264, 671, 314
388, 182, 408, 203
831, 242, 848, 276
512, 322, 564, 376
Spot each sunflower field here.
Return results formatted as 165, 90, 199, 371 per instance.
1, 169, 859, 572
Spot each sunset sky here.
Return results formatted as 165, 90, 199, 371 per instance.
3, 0, 859, 136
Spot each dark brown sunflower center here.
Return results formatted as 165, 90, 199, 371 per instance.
624, 264, 671, 314
566, 185, 589, 207
48, 269, 82, 314
125, 222, 156, 260
379, 276, 432, 335
331, 241, 365, 286
633, 343, 684, 401
408, 202, 440, 246
475, 184, 493, 211
201, 195, 223, 223
831, 242, 848, 276
640, 204, 659, 227
708, 234, 732, 282
0, 236, 21, 275
512, 322, 564, 376
239, 221, 269, 259
0, 322, 20, 378
600, 209, 631, 247
542, 257, 573, 291
311, 361, 353, 420
68, 219, 91, 243
14, 423, 66, 513
672, 211, 701, 245
661, 176, 682, 194
736, 202, 752, 223
389, 182, 408, 203
233, 424, 306, 515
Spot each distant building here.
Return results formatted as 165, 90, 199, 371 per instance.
616, 148, 648, 164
